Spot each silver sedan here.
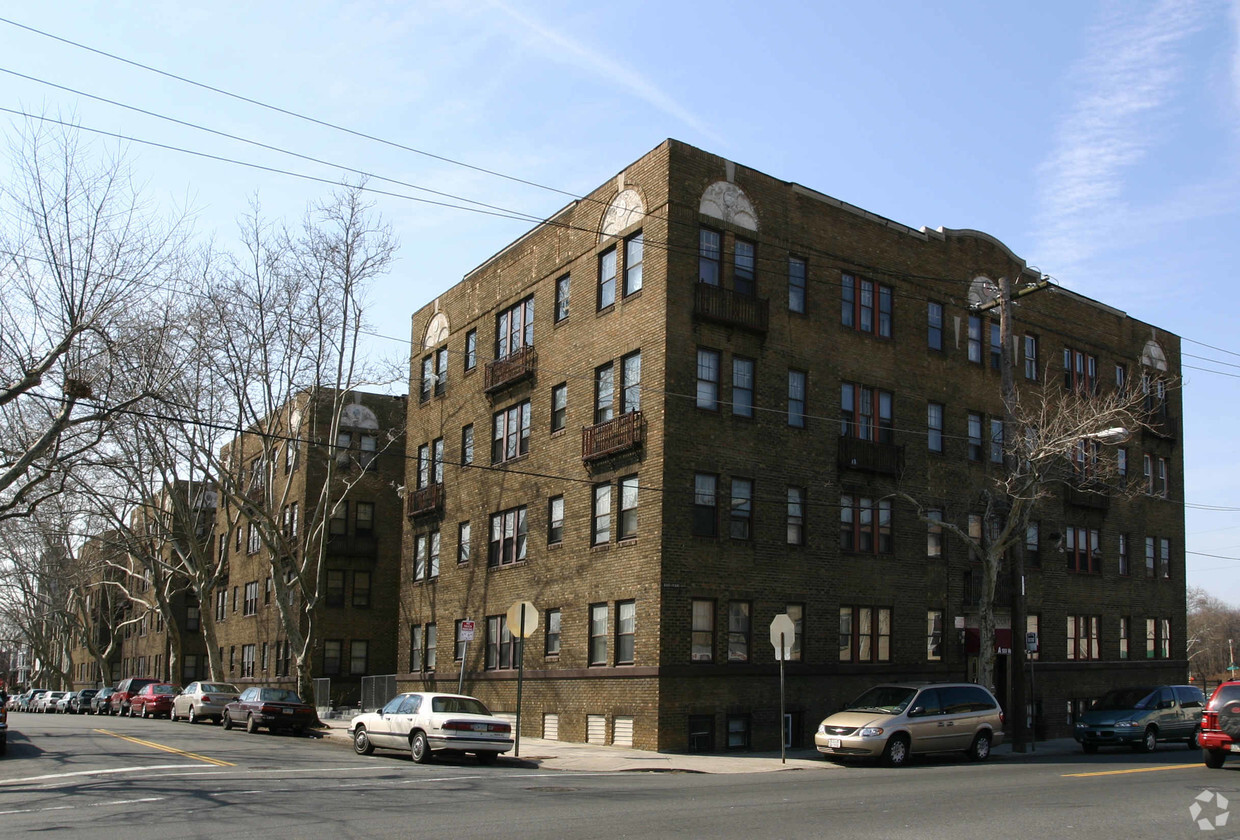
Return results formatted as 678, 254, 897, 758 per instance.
171, 681, 240, 724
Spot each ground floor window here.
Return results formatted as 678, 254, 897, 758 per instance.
726, 714, 751, 750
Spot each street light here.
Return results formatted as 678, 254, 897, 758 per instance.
1085, 427, 1130, 445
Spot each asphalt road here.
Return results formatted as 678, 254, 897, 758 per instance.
3, 712, 1238, 839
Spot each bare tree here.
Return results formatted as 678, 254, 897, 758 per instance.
1187, 587, 1240, 684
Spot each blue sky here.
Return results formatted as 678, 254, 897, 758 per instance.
3, 1, 1239, 600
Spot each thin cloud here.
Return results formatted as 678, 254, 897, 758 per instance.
486, 0, 720, 143
1034, 0, 1205, 274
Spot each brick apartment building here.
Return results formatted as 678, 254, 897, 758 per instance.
394, 139, 1184, 752
211, 391, 406, 707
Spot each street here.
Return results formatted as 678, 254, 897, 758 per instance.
2, 712, 1237, 839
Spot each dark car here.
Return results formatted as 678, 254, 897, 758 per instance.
1200, 681, 1240, 768
130, 683, 180, 718
222, 687, 315, 735
1074, 685, 1204, 753
69, 689, 98, 714
91, 688, 115, 714
109, 678, 159, 716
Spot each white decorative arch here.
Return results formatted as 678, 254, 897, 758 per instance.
699, 181, 758, 231
600, 189, 646, 239
339, 403, 379, 430
423, 311, 450, 349
967, 276, 999, 309
1141, 339, 1168, 371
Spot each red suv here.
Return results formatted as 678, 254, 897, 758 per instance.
1198, 681, 1240, 767
109, 677, 159, 716
129, 683, 180, 719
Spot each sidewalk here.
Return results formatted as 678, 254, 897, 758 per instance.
318, 718, 1082, 774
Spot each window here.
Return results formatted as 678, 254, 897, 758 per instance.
545, 608, 561, 656
1145, 536, 1156, 577
488, 506, 528, 567
1119, 616, 1130, 659
727, 601, 751, 662
265, 576, 272, 605
967, 315, 982, 364
425, 623, 437, 670
787, 487, 805, 546
1063, 347, 1098, 394
927, 403, 944, 452
243, 581, 259, 615
594, 362, 614, 424
409, 625, 423, 671
242, 644, 256, 678
555, 274, 570, 322
353, 571, 371, 608
452, 622, 466, 663
989, 322, 1002, 370
621, 350, 641, 413
730, 478, 753, 540
1160, 538, 1171, 580
1066, 526, 1100, 573
990, 418, 1004, 464
355, 502, 374, 537
461, 424, 474, 465
1024, 335, 1039, 380
1157, 457, 1169, 498
696, 349, 720, 410
1118, 533, 1130, 576
417, 443, 431, 488
927, 610, 943, 661
616, 600, 636, 664
788, 256, 806, 313
420, 355, 434, 403
840, 382, 893, 443
839, 495, 893, 554
1143, 454, 1153, 493
186, 604, 200, 632
281, 502, 299, 539
624, 233, 643, 296
435, 346, 448, 396
458, 522, 471, 564
1026, 521, 1040, 567
1117, 447, 1127, 486
548, 496, 564, 545
693, 473, 717, 537
927, 302, 943, 350
691, 600, 714, 662
598, 246, 617, 310
215, 590, 226, 623
618, 476, 638, 540
324, 640, 342, 675
698, 228, 721, 285
496, 296, 534, 360
414, 531, 440, 581
1067, 615, 1100, 660
840, 606, 891, 662
592, 483, 611, 545
927, 509, 944, 559
491, 400, 531, 463
350, 640, 368, 676
1159, 618, 1171, 659
551, 383, 567, 432
465, 329, 477, 371
1115, 363, 1127, 395
431, 438, 444, 484
788, 369, 807, 428
486, 615, 514, 670
247, 522, 261, 554
731, 357, 754, 418
1027, 614, 1040, 661
967, 412, 983, 461
841, 273, 892, 337
589, 603, 608, 666
727, 715, 751, 750
733, 239, 755, 296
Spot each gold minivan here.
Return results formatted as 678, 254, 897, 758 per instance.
815, 682, 1005, 766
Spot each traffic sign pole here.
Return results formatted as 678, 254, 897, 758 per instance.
780, 632, 787, 765
515, 603, 526, 758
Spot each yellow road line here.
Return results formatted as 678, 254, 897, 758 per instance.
93, 729, 235, 767
1063, 764, 1199, 778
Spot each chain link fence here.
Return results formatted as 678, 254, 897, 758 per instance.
312, 678, 331, 716
361, 674, 397, 713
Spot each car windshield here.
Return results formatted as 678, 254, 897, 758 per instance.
259, 689, 303, 703
1092, 687, 1158, 710
201, 684, 237, 694
431, 696, 492, 715
845, 686, 918, 713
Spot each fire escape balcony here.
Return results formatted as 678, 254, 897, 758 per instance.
582, 411, 645, 463
963, 569, 1013, 609
837, 436, 905, 477
406, 482, 444, 518
484, 346, 537, 394
1064, 477, 1112, 510
693, 284, 769, 334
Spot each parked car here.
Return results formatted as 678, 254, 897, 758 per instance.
129, 683, 181, 718
815, 682, 1005, 767
54, 693, 73, 714
109, 678, 159, 716
1074, 685, 1203, 753
349, 692, 514, 764
91, 688, 115, 715
171, 681, 240, 724
69, 689, 98, 714
19, 690, 48, 712
1199, 681, 1240, 768
37, 691, 69, 713
222, 687, 315, 735
0, 694, 8, 754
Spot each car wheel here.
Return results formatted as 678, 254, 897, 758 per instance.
246, 713, 259, 734
142, 705, 152, 719
882, 734, 910, 768
476, 750, 498, 766
1082, 743, 1098, 754
353, 727, 374, 755
1206, 749, 1227, 769
1188, 726, 1202, 749
410, 731, 431, 764
292, 726, 305, 737
966, 732, 991, 761
188, 706, 198, 724
222, 711, 233, 730
1139, 726, 1158, 753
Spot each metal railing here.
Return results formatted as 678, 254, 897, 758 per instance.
582, 411, 644, 462
693, 284, 769, 333
485, 346, 537, 393
406, 483, 444, 518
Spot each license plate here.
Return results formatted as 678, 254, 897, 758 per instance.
472, 723, 487, 731
283, 708, 294, 715
827, 738, 842, 749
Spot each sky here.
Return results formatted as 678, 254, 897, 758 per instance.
2, 1, 1239, 600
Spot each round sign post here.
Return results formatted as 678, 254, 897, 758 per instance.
770, 614, 796, 764
506, 600, 538, 757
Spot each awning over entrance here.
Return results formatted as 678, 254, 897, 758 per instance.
964, 627, 1013, 655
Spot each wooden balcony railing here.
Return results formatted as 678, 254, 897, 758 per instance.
693, 284, 769, 334
485, 346, 537, 394
406, 482, 444, 518
837, 436, 905, 476
582, 411, 644, 463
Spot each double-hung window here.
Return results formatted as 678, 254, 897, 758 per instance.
547, 496, 564, 545
732, 357, 754, 418
840, 383, 893, 443
786, 487, 805, 545
839, 496, 893, 554
927, 302, 943, 350
592, 483, 611, 545
730, 478, 752, 540
967, 412, 983, 461
496, 297, 534, 360
727, 601, 751, 662
927, 402, 944, 452
624, 234, 643, 296
594, 362, 614, 424
489, 506, 528, 567
618, 476, 638, 540
733, 239, 755, 296
555, 274, 570, 322
598, 247, 617, 310
1067, 615, 1100, 660
696, 349, 720, 410
615, 600, 636, 664
788, 257, 806, 313
698, 229, 721, 285
1066, 526, 1100, 573
1024, 335, 1039, 380
589, 604, 608, 666
839, 606, 891, 662
491, 400, 531, 463
551, 383, 567, 432
621, 351, 641, 413
967, 316, 982, 364
841, 274, 892, 337
691, 600, 714, 662
1063, 347, 1098, 394
787, 370, 807, 427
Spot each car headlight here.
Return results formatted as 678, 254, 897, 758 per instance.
1075, 722, 1087, 729
817, 724, 828, 734
859, 727, 884, 737
1113, 720, 1139, 728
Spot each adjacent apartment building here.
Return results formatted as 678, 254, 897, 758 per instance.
397, 139, 1185, 752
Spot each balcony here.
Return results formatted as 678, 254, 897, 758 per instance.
693, 284, 769, 334
1144, 411, 1178, 441
963, 569, 1013, 608
837, 436, 905, 477
406, 482, 444, 518
582, 411, 645, 463
485, 346, 537, 394
1064, 479, 1111, 511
